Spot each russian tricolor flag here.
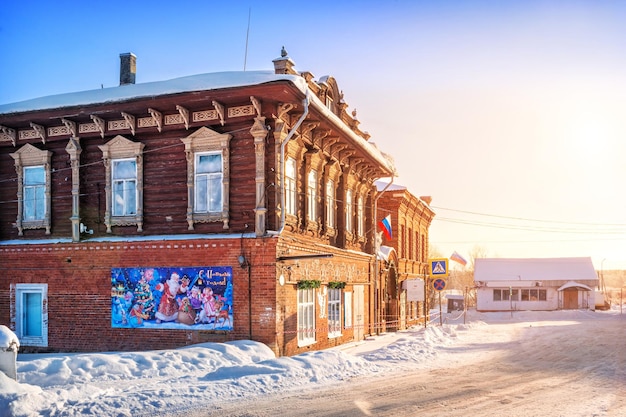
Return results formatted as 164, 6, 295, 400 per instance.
379, 214, 392, 240
450, 251, 468, 266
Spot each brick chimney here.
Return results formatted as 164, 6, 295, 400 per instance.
119, 53, 136, 85
272, 47, 297, 75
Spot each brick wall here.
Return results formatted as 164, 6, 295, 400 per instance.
0, 237, 279, 353
0, 235, 379, 356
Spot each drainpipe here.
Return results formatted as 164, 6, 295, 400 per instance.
275, 91, 310, 235
373, 177, 394, 335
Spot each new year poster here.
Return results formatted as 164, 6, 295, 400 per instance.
111, 266, 233, 330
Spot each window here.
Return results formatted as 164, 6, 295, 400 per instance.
112, 159, 137, 216
326, 180, 335, 228
328, 288, 342, 337
325, 95, 333, 110
521, 289, 547, 301
538, 290, 548, 301
194, 152, 223, 213
493, 289, 520, 301
99, 135, 144, 232
23, 166, 46, 221
10, 144, 52, 235
297, 288, 316, 346
285, 157, 297, 216
415, 231, 420, 260
345, 190, 353, 233
357, 196, 364, 236
307, 170, 317, 221
15, 284, 48, 347
343, 291, 352, 329
181, 127, 232, 230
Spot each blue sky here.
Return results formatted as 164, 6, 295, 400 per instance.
2, 0, 626, 269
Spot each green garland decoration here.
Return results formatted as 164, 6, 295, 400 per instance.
297, 279, 321, 289
327, 281, 347, 289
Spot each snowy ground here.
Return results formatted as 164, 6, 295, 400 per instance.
1, 309, 625, 417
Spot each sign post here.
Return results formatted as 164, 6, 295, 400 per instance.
432, 278, 446, 326
428, 258, 448, 326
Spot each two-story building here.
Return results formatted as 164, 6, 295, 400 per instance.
0, 50, 396, 355
375, 181, 435, 331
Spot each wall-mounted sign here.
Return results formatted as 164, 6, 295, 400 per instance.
402, 278, 425, 302
110, 266, 233, 331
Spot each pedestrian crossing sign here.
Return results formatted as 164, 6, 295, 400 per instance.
429, 258, 449, 277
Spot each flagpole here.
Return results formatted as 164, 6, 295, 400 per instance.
373, 178, 394, 335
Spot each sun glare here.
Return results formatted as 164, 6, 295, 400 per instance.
568, 112, 615, 157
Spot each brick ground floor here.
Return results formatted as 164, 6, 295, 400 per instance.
0, 234, 386, 356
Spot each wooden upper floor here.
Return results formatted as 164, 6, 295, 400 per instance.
0, 51, 395, 254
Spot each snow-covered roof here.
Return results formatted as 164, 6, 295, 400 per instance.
557, 281, 593, 291
445, 294, 464, 300
0, 66, 394, 175
0, 71, 307, 115
375, 180, 406, 192
474, 257, 598, 282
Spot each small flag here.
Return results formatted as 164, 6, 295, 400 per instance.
450, 251, 467, 266
379, 214, 392, 240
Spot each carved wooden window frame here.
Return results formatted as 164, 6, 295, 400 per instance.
181, 126, 231, 230
357, 195, 365, 237
10, 144, 52, 236
99, 135, 145, 233
307, 169, 318, 222
285, 156, 297, 217
325, 179, 335, 229
345, 189, 353, 234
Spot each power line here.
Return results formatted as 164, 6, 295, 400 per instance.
431, 205, 626, 227
433, 236, 626, 244
435, 216, 626, 234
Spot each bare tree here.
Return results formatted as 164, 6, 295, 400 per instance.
428, 244, 443, 260
469, 245, 489, 271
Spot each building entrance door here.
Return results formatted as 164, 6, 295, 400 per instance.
563, 289, 578, 309
15, 283, 48, 347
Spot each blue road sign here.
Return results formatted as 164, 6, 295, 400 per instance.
429, 258, 449, 277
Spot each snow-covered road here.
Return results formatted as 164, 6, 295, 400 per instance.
4, 310, 625, 416
181, 311, 626, 417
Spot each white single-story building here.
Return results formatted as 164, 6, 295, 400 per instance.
474, 257, 598, 312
